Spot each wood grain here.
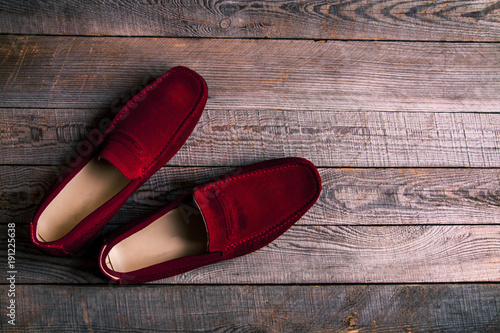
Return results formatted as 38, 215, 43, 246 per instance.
3, 108, 500, 168
1, 36, 499, 112
0, 0, 499, 41
3, 165, 500, 227
1, 1, 499, 331
2, 224, 500, 284
2, 284, 499, 332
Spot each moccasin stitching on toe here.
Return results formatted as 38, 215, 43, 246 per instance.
30, 66, 208, 255
98, 157, 321, 284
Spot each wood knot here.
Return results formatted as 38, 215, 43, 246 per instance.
219, 18, 231, 29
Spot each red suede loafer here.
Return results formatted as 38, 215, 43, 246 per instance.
31, 66, 208, 255
99, 157, 321, 284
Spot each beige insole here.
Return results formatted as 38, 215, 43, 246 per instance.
105, 200, 208, 273
37, 157, 131, 242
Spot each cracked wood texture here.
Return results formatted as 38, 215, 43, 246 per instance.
1, 0, 500, 331
0, 0, 499, 41
2, 223, 500, 284
3, 108, 500, 167
3, 166, 500, 227
1, 37, 499, 113
3, 285, 500, 332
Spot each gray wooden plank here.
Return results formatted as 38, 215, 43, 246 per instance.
3, 165, 500, 227
2, 284, 500, 332
3, 108, 500, 167
1, 36, 499, 112
0, 0, 499, 41
2, 224, 500, 284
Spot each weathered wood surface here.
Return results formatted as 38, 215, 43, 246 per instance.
2, 284, 500, 332
2, 224, 500, 284
4, 108, 500, 168
1, 0, 499, 331
3, 165, 500, 227
1, 0, 499, 42
2, 36, 499, 113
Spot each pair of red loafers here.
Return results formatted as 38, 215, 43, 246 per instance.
30, 66, 321, 284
